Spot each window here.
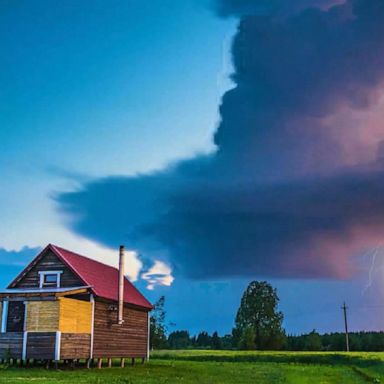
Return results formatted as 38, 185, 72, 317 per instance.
39, 271, 63, 288
43, 274, 58, 286
6, 301, 25, 332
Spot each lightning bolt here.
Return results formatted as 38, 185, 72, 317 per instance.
362, 246, 381, 296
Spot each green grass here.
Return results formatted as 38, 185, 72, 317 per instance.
0, 350, 383, 383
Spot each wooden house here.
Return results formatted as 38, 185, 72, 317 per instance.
0, 244, 152, 367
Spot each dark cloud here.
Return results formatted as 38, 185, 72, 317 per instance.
215, 0, 384, 180
57, 0, 384, 280
215, 0, 344, 17
58, 164, 384, 279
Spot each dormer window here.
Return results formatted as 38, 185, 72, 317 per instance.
39, 271, 63, 288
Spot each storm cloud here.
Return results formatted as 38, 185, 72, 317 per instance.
57, 0, 384, 280
215, 0, 344, 17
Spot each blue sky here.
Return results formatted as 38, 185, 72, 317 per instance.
0, 0, 234, 248
2, 0, 384, 336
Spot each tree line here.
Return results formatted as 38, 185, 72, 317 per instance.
154, 329, 384, 352
150, 281, 384, 352
154, 328, 384, 352
286, 330, 384, 352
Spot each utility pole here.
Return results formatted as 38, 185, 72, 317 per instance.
342, 302, 350, 352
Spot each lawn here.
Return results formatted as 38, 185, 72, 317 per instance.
0, 350, 383, 383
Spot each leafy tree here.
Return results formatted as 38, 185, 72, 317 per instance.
196, 331, 211, 348
150, 296, 167, 349
168, 330, 191, 349
211, 331, 222, 350
239, 327, 256, 350
231, 327, 242, 348
221, 334, 234, 350
285, 334, 305, 351
234, 281, 285, 350
304, 330, 322, 351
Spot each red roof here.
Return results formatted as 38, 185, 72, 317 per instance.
9, 244, 152, 310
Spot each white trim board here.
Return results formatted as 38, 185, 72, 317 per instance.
22, 331, 28, 360
1, 300, 8, 333
90, 294, 95, 359
55, 331, 61, 361
38, 271, 63, 288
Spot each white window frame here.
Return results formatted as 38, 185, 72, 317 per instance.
38, 271, 63, 288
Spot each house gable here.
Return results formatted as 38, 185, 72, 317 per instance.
9, 247, 84, 289
7, 244, 152, 310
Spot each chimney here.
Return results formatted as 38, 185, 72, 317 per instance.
118, 245, 125, 325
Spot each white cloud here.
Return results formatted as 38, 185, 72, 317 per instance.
1, 235, 143, 283
141, 260, 174, 290
53, 237, 143, 282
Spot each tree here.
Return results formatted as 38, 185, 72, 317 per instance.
168, 330, 191, 349
234, 281, 285, 350
231, 327, 242, 348
150, 296, 167, 349
285, 331, 384, 352
196, 331, 211, 348
239, 327, 256, 350
211, 331, 222, 350
304, 330, 322, 351
221, 334, 233, 350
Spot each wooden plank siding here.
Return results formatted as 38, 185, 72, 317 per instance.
60, 333, 91, 359
26, 301, 59, 332
0, 332, 91, 360
58, 298, 92, 333
25, 299, 92, 333
93, 300, 148, 358
26, 332, 56, 360
0, 332, 23, 359
13, 250, 83, 289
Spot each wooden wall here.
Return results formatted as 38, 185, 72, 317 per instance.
26, 332, 56, 360
13, 250, 83, 289
0, 332, 92, 360
0, 298, 148, 360
58, 298, 92, 333
25, 299, 92, 334
0, 333, 23, 359
60, 333, 90, 359
26, 301, 59, 332
93, 300, 148, 358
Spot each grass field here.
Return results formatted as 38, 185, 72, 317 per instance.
0, 350, 383, 383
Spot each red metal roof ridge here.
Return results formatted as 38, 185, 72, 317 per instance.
51, 243, 142, 288
50, 244, 119, 271
50, 243, 152, 309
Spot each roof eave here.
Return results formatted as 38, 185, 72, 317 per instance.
0, 285, 92, 299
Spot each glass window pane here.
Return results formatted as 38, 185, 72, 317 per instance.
44, 274, 58, 284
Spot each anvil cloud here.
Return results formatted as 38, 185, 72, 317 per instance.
57, 0, 384, 280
